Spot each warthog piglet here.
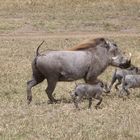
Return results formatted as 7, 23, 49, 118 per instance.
71, 82, 108, 109
120, 75, 140, 98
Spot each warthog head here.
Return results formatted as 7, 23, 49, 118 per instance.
105, 40, 131, 68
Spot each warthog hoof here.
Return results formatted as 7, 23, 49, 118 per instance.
27, 96, 32, 105
47, 100, 53, 104
47, 99, 60, 104
123, 96, 127, 101
95, 105, 101, 110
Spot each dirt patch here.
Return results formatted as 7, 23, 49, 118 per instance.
0, 31, 140, 40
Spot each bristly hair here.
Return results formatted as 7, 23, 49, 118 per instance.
67, 38, 106, 51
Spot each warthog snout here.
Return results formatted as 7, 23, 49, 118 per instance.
111, 53, 131, 69
119, 60, 131, 69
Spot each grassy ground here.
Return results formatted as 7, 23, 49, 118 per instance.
0, 0, 139, 34
0, 37, 140, 140
0, 0, 140, 140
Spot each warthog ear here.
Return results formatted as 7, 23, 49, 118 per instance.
99, 38, 106, 42
104, 40, 118, 50
95, 38, 106, 46
103, 40, 110, 50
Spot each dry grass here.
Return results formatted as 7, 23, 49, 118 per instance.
0, 37, 140, 140
0, 0, 139, 33
0, 0, 140, 139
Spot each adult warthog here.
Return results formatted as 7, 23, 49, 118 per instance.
27, 38, 131, 104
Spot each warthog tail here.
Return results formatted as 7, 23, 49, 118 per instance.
36, 40, 45, 57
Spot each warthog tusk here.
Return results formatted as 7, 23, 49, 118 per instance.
112, 56, 118, 60
129, 52, 132, 59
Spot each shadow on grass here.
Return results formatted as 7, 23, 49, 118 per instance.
34, 97, 73, 106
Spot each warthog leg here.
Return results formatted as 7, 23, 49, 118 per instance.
74, 96, 83, 110
27, 79, 37, 104
88, 97, 92, 109
119, 87, 124, 97
123, 86, 130, 99
114, 79, 122, 91
27, 79, 38, 104
95, 95, 102, 109
109, 77, 117, 91
85, 78, 98, 85
27, 74, 45, 104
45, 78, 58, 104
119, 87, 130, 100
119, 81, 131, 99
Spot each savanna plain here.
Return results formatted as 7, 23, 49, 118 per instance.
0, 0, 140, 140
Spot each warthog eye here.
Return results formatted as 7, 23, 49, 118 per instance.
110, 47, 118, 56
113, 43, 117, 47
